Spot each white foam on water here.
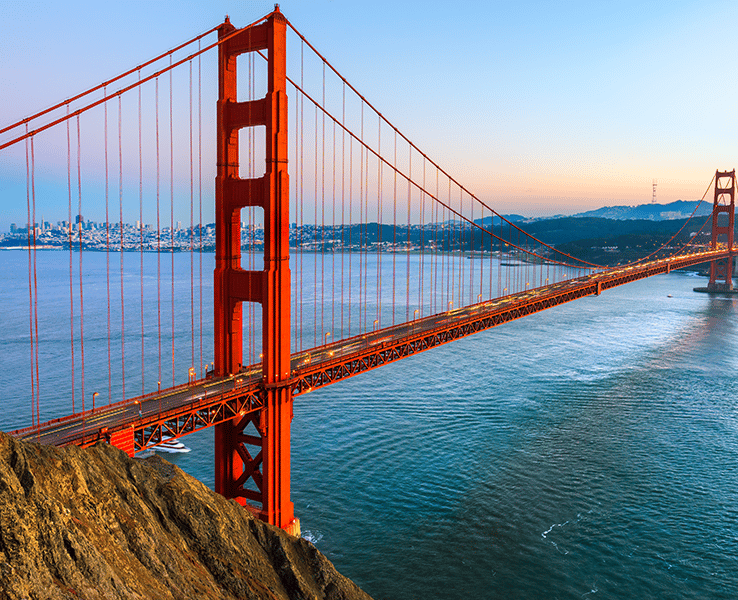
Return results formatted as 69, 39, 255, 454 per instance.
542, 520, 570, 538
302, 530, 324, 545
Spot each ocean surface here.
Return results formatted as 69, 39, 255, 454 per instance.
2, 250, 738, 599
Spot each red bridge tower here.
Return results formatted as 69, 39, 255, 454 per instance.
213, 8, 299, 536
707, 170, 736, 292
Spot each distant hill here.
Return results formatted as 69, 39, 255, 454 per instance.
498, 216, 706, 246
572, 200, 711, 221
474, 214, 527, 227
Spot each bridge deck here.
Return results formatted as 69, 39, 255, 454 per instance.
12, 249, 725, 452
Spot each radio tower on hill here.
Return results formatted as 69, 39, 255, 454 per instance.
652, 179, 657, 204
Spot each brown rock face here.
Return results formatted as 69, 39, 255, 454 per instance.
0, 432, 372, 600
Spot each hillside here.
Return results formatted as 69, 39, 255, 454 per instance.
571, 199, 711, 221
514, 215, 707, 246
0, 433, 372, 600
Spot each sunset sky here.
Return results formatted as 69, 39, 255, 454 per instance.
1, 0, 736, 225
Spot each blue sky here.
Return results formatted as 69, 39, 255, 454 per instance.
1, 0, 736, 226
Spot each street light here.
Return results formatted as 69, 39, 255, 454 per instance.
448, 301, 453, 311
324, 331, 331, 345
92, 392, 99, 411
373, 319, 379, 331
413, 309, 419, 321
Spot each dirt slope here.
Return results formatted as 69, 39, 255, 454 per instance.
0, 432, 372, 600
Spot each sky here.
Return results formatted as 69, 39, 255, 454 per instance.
1, 0, 737, 228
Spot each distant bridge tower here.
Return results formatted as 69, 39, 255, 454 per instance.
707, 170, 736, 291
213, 8, 299, 536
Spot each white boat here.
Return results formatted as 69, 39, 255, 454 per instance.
147, 436, 191, 453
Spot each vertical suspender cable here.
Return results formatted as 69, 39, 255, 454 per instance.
189, 60, 195, 373
293, 79, 299, 352
31, 136, 40, 425
478, 202, 483, 301
290, 80, 295, 351
156, 77, 162, 389
314, 102, 318, 346
406, 146, 411, 320
340, 83, 345, 339
66, 111, 76, 413
25, 129, 36, 426
447, 179, 452, 308
77, 115, 86, 410
358, 104, 364, 332
457, 188, 462, 306
430, 170, 436, 313
458, 190, 463, 306
436, 169, 448, 310
518, 229, 523, 292
139, 70, 145, 395
458, 189, 464, 307
170, 56, 175, 386
363, 108, 370, 332
299, 40, 304, 353
470, 193, 475, 304
497, 216, 502, 297
392, 131, 396, 325
438, 171, 444, 312
321, 63, 326, 344
299, 40, 305, 351
332, 118, 336, 339
419, 161, 426, 316
198, 42, 203, 376
480, 211, 488, 300
104, 87, 112, 404
118, 95, 126, 403
347, 119, 353, 337
376, 117, 382, 327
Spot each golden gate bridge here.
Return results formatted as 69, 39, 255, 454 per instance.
1, 7, 734, 537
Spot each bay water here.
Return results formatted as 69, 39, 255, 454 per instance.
1, 249, 737, 598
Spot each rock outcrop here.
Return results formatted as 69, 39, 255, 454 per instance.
0, 432, 372, 600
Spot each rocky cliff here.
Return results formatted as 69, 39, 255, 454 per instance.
0, 432, 372, 600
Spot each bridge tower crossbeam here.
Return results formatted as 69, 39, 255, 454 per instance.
213, 8, 298, 535
708, 170, 736, 291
